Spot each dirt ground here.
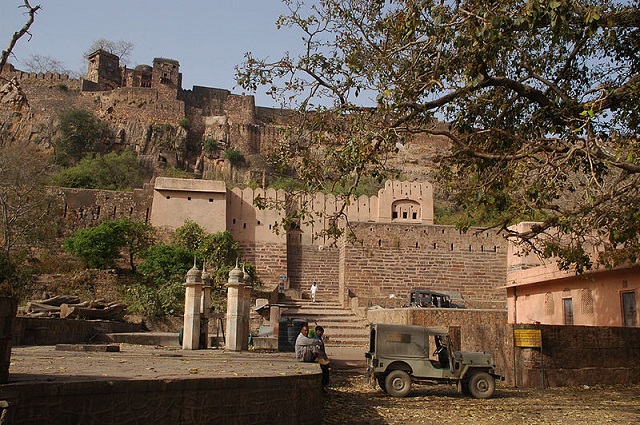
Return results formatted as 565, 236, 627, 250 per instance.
322, 372, 640, 425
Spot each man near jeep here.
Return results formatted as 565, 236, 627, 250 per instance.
295, 325, 330, 386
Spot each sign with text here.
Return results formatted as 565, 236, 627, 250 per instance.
514, 329, 542, 348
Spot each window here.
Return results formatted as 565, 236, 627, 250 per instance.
622, 292, 637, 327
563, 298, 574, 325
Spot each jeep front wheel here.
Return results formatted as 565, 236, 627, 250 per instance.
384, 370, 411, 397
468, 372, 495, 399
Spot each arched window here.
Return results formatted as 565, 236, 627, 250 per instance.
391, 200, 421, 221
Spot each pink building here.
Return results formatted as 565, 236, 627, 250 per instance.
506, 223, 639, 327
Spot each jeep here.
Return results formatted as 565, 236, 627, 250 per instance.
365, 323, 500, 398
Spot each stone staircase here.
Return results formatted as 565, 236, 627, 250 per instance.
280, 298, 370, 347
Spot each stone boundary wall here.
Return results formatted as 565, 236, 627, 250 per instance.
0, 374, 321, 425
343, 223, 508, 308
53, 186, 153, 232
513, 324, 640, 388
12, 317, 144, 346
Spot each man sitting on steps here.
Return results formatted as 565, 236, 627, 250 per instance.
295, 325, 330, 386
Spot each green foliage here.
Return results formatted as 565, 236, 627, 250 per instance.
63, 218, 153, 270
52, 151, 144, 190
124, 280, 184, 317
64, 221, 126, 269
159, 167, 194, 179
172, 220, 206, 252
118, 219, 156, 271
136, 244, 194, 285
132, 243, 193, 317
178, 118, 190, 130
197, 231, 242, 286
203, 138, 220, 155
224, 148, 245, 165
54, 109, 112, 166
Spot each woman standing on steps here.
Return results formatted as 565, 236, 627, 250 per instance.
311, 282, 318, 302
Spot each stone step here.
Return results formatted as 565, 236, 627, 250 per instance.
325, 338, 369, 347
98, 332, 180, 347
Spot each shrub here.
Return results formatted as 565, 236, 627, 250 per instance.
64, 221, 126, 269
203, 138, 220, 155
124, 280, 184, 317
54, 108, 113, 166
224, 148, 245, 165
52, 151, 144, 190
178, 118, 190, 130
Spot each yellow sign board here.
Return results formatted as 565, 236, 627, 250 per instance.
514, 329, 542, 348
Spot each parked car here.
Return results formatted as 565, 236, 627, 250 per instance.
365, 323, 500, 398
409, 289, 464, 308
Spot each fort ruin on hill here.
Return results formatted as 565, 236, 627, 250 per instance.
1, 51, 502, 309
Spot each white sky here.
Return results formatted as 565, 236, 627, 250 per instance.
0, 0, 299, 107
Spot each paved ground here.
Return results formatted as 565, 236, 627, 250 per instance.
6, 344, 367, 383
6, 345, 640, 424
322, 372, 640, 425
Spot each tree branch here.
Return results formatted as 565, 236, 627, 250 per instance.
0, 1, 41, 71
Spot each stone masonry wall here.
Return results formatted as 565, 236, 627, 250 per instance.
239, 242, 289, 289
514, 324, 640, 388
0, 374, 322, 425
287, 244, 340, 301
342, 223, 508, 308
54, 186, 153, 232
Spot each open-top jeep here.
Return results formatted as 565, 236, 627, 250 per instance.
365, 323, 500, 398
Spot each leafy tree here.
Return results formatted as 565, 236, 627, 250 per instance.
136, 244, 194, 285
197, 231, 242, 286
64, 219, 156, 270
119, 219, 156, 271
54, 109, 113, 166
84, 38, 134, 65
64, 221, 126, 269
237, 0, 640, 272
52, 151, 145, 190
172, 219, 206, 252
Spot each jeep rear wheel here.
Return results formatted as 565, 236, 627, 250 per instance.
384, 370, 411, 397
468, 372, 495, 399
377, 376, 387, 392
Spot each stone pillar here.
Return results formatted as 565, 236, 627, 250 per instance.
225, 263, 244, 351
182, 264, 203, 350
200, 266, 212, 349
241, 265, 252, 350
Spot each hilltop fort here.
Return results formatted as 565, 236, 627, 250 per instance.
1, 51, 502, 309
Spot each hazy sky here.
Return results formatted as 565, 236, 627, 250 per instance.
1, 0, 299, 106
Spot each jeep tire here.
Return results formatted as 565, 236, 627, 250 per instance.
385, 370, 412, 397
377, 376, 387, 392
468, 371, 495, 399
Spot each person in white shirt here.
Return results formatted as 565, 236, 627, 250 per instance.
311, 282, 318, 302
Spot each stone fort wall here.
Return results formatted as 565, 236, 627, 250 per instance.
339, 223, 507, 309
46, 180, 505, 308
